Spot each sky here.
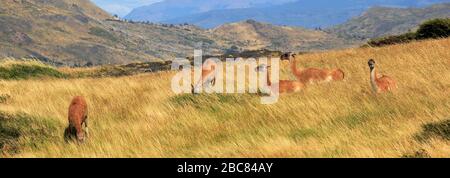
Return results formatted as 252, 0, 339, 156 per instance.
92, 0, 162, 17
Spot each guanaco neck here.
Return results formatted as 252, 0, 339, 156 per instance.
370, 67, 378, 93
266, 68, 272, 86
290, 58, 301, 76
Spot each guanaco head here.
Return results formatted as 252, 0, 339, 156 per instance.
76, 130, 85, 142
280, 52, 291, 61
368, 59, 376, 70
281, 52, 296, 61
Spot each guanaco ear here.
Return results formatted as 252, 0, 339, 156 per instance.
291, 53, 297, 58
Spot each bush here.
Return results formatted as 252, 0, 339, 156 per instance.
416, 18, 450, 39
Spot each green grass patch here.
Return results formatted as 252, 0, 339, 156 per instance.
0, 94, 10, 104
401, 149, 431, 158
367, 32, 417, 47
415, 119, 450, 142
290, 128, 319, 142
170, 93, 258, 121
0, 111, 60, 157
0, 63, 67, 80
170, 93, 254, 109
88, 27, 118, 42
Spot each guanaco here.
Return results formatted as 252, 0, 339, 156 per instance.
256, 64, 305, 94
282, 53, 345, 84
191, 60, 217, 94
368, 59, 397, 93
65, 96, 88, 142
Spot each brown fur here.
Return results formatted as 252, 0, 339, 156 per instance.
192, 60, 217, 93
369, 59, 397, 93
258, 65, 305, 93
374, 73, 397, 93
287, 54, 345, 84
67, 96, 88, 142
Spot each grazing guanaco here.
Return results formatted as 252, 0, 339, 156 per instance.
65, 96, 88, 142
192, 60, 217, 94
368, 59, 397, 93
282, 53, 345, 84
256, 64, 305, 94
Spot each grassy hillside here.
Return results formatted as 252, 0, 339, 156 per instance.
212, 20, 353, 51
0, 0, 232, 66
2, 1, 449, 67
0, 38, 449, 158
0, 0, 354, 67
0, 59, 67, 80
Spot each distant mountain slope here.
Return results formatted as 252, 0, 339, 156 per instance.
328, 3, 450, 40
212, 20, 353, 52
0, 0, 355, 66
3, 1, 448, 66
0, 0, 128, 66
127, 0, 450, 29
124, 0, 296, 22
0, 0, 231, 66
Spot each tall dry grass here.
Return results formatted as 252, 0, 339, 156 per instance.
0, 38, 449, 158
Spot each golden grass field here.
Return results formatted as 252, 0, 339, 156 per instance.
0, 38, 449, 158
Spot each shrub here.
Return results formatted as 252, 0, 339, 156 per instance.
416, 18, 450, 39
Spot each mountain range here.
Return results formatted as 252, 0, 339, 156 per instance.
125, 0, 450, 29
124, 0, 296, 23
0, 0, 449, 66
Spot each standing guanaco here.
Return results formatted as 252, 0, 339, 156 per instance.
191, 60, 217, 94
368, 59, 397, 93
256, 64, 305, 94
282, 53, 345, 84
65, 96, 88, 142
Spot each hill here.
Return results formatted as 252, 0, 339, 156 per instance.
126, 0, 450, 29
1, 38, 449, 157
328, 3, 450, 40
0, 0, 233, 66
0, 0, 152, 66
0, 0, 356, 66
212, 20, 353, 51
2, 1, 449, 66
